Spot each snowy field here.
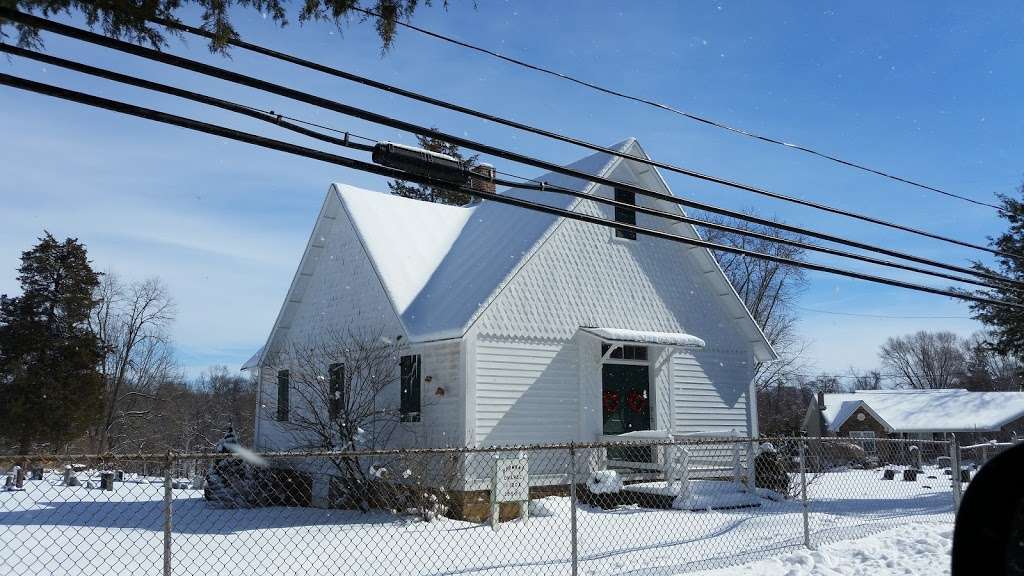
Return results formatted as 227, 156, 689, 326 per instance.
689, 523, 952, 576
0, 468, 955, 575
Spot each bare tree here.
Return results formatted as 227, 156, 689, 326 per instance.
89, 273, 176, 452
699, 214, 810, 392
267, 328, 408, 510
848, 368, 882, 390
879, 331, 965, 390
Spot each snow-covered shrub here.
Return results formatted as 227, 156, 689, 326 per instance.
587, 469, 623, 494
823, 441, 869, 469
529, 496, 571, 517
754, 448, 790, 496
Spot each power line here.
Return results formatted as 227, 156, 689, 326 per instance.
1, 12, 1017, 288
795, 306, 971, 320
350, 5, 1006, 214
143, 12, 1020, 262
0, 42, 377, 153
8, 41, 1015, 293
3, 71, 1020, 312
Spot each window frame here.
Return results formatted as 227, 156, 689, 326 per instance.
400, 355, 422, 423
849, 430, 877, 453
276, 369, 290, 422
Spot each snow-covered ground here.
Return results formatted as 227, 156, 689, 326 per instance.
688, 523, 952, 576
0, 467, 955, 575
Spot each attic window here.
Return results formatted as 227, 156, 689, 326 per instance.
614, 188, 637, 240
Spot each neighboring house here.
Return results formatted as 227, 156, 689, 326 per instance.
243, 138, 775, 460
804, 389, 1024, 445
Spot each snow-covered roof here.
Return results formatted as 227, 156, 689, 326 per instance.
580, 327, 706, 349
250, 138, 775, 367
240, 346, 263, 371
821, 389, 1024, 433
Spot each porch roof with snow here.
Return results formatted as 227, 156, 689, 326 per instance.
249, 138, 775, 368
579, 327, 706, 349
821, 389, 1024, 433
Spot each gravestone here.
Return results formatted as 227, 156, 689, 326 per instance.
13, 466, 24, 488
114, 470, 124, 482
30, 467, 44, 481
960, 468, 972, 483
903, 469, 919, 482
100, 472, 115, 491
881, 469, 896, 480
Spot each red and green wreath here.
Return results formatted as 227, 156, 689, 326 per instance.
626, 389, 648, 414
602, 390, 620, 415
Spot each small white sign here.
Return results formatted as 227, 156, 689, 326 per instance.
494, 458, 529, 502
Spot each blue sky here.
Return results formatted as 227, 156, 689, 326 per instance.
1, 1, 1021, 378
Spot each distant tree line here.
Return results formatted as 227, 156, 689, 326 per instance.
0, 232, 256, 455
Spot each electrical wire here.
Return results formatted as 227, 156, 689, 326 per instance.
795, 307, 971, 320
5, 9, 1016, 265
145, 12, 1020, 261
0, 42, 375, 153
6, 42, 1014, 293
350, 5, 1006, 214
0, 12, 1017, 287
2, 71, 1020, 312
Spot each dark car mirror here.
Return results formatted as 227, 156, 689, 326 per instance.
952, 441, 1024, 575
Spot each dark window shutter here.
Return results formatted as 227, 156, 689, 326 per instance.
400, 355, 421, 422
276, 370, 290, 422
614, 188, 637, 240
329, 363, 345, 421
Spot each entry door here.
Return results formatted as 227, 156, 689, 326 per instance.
602, 364, 651, 435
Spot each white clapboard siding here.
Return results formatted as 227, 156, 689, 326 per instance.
475, 338, 579, 445
672, 350, 753, 436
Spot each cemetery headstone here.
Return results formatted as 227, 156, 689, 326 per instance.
881, 469, 896, 480
960, 468, 972, 483
30, 467, 44, 481
100, 471, 115, 491
903, 469, 919, 482
13, 466, 24, 488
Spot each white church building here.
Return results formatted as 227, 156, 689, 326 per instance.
244, 138, 774, 455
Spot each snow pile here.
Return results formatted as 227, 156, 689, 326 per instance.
528, 496, 571, 517
587, 469, 623, 494
687, 523, 953, 575
671, 481, 760, 511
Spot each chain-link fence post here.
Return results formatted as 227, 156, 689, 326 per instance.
163, 452, 173, 576
569, 442, 578, 576
798, 438, 811, 549
950, 434, 963, 512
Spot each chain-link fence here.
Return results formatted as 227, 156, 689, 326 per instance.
0, 436, 964, 575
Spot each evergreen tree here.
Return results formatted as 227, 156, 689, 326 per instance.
0, 232, 104, 454
388, 131, 479, 206
966, 184, 1024, 357
204, 424, 254, 508
3, 1, 451, 55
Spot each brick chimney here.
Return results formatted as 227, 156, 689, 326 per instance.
467, 163, 495, 204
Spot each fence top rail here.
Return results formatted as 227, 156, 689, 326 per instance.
0, 435, 953, 464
